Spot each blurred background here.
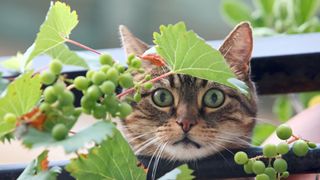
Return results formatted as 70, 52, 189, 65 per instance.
0, 0, 320, 164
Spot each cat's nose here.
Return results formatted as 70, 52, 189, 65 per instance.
176, 119, 197, 133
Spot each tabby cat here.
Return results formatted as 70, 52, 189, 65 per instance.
118, 22, 257, 168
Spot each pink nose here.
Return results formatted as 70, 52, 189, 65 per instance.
176, 119, 197, 133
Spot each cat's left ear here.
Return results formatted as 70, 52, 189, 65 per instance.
219, 22, 253, 80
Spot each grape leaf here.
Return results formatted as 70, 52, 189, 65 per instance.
25, 1, 88, 68
66, 128, 146, 180
0, 52, 25, 71
0, 71, 41, 138
22, 121, 114, 153
153, 22, 248, 94
17, 150, 61, 180
159, 164, 194, 180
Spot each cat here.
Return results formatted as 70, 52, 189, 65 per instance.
118, 22, 257, 176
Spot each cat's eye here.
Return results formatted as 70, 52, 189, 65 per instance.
152, 88, 173, 107
203, 89, 225, 108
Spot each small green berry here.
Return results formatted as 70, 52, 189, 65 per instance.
99, 54, 114, 65
273, 158, 287, 173
264, 167, 276, 180
106, 68, 119, 84
119, 73, 134, 88
40, 71, 56, 85
293, 140, 309, 157
134, 93, 142, 102
49, 59, 63, 75
263, 144, 277, 157
307, 142, 317, 149
252, 160, 265, 175
277, 142, 289, 155
92, 71, 107, 85
131, 58, 142, 68
86, 85, 102, 100
52, 124, 68, 141
100, 81, 116, 94
118, 102, 132, 118
74, 76, 90, 90
281, 171, 289, 178
276, 124, 292, 140
4, 113, 17, 124
234, 151, 248, 165
243, 159, 254, 174
255, 173, 270, 180
143, 82, 153, 90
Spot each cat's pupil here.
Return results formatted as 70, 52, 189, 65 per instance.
211, 94, 217, 103
159, 92, 166, 102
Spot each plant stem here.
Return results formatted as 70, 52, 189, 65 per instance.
117, 71, 173, 98
64, 38, 102, 55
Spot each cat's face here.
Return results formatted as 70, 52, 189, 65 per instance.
118, 23, 257, 161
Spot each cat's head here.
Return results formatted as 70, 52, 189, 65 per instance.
118, 22, 257, 161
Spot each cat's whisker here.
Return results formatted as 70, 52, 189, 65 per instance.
127, 131, 156, 143
134, 137, 162, 155
146, 143, 163, 179
152, 141, 168, 180
209, 141, 234, 155
207, 143, 233, 169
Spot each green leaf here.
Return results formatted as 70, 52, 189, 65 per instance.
272, 95, 294, 122
22, 121, 114, 153
294, 0, 320, 25
47, 44, 88, 68
251, 123, 276, 146
298, 91, 320, 107
255, 0, 275, 16
66, 128, 146, 180
159, 164, 194, 180
0, 52, 25, 72
18, 150, 61, 180
0, 71, 41, 138
153, 22, 247, 94
25, 1, 88, 68
221, 0, 252, 25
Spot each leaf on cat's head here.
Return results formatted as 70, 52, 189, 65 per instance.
153, 22, 249, 94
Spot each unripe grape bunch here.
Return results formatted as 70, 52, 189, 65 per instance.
234, 124, 317, 180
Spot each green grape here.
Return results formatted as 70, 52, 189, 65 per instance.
127, 54, 135, 65
100, 65, 111, 73
264, 167, 276, 180
143, 82, 153, 90
44, 86, 58, 103
86, 70, 95, 79
106, 68, 119, 84
4, 113, 17, 124
74, 76, 90, 90
52, 123, 68, 141
93, 104, 107, 119
86, 85, 102, 100
263, 144, 277, 157
243, 159, 254, 174
119, 73, 134, 88
81, 96, 95, 110
307, 142, 317, 149
276, 124, 292, 140
273, 158, 287, 173
100, 81, 116, 94
281, 171, 289, 178
39, 103, 51, 112
40, 71, 56, 85
115, 64, 125, 73
62, 106, 75, 116
234, 151, 248, 165
92, 71, 107, 85
74, 108, 82, 117
131, 58, 142, 68
99, 54, 114, 65
252, 160, 265, 175
53, 82, 65, 94
277, 142, 289, 155
255, 174, 270, 180
59, 91, 75, 106
292, 140, 309, 157
50, 59, 63, 75
134, 92, 142, 102
118, 102, 132, 118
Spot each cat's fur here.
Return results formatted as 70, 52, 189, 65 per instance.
118, 22, 257, 161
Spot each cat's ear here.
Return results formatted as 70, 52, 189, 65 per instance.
219, 22, 253, 80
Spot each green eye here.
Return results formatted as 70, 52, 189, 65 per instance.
203, 89, 225, 108
152, 88, 173, 107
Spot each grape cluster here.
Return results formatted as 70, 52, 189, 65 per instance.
234, 124, 317, 180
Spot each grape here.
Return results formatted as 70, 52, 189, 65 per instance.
59, 91, 74, 106
106, 68, 119, 84
86, 85, 102, 100
131, 58, 142, 68
118, 102, 132, 118
307, 142, 317, 149
40, 71, 56, 85
100, 65, 111, 73
86, 70, 95, 79
143, 82, 153, 90
92, 71, 107, 85
281, 171, 289, 178
115, 64, 125, 73
100, 81, 116, 94
277, 142, 289, 155
127, 54, 135, 65
243, 159, 253, 174
255, 174, 270, 180
264, 167, 276, 180
50, 59, 62, 75
74, 76, 90, 90
292, 140, 309, 157
273, 158, 287, 173
263, 144, 277, 157
53, 82, 65, 94
81, 96, 95, 110
52, 123, 68, 141
234, 151, 248, 165
93, 105, 106, 119
39, 103, 51, 112
144, 74, 152, 80
74, 108, 82, 117
62, 106, 75, 116
4, 113, 16, 124
99, 54, 114, 65
134, 93, 141, 102
276, 124, 292, 140
252, 160, 265, 175
44, 86, 58, 103
119, 73, 134, 88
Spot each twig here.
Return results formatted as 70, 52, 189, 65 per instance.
64, 38, 102, 55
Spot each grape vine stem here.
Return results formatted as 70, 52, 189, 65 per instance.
117, 71, 173, 98
64, 38, 102, 55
